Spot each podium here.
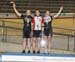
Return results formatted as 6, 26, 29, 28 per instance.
1, 52, 75, 62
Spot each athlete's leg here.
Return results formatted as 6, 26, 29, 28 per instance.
43, 36, 48, 53
37, 37, 41, 53
47, 36, 52, 53
27, 38, 31, 53
32, 37, 36, 53
22, 38, 26, 53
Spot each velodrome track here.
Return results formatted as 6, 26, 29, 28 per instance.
0, 17, 75, 35
0, 42, 75, 55
0, 17, 75, 54
0, 35, 75, 55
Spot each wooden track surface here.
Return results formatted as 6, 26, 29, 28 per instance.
0, 18, 75, 35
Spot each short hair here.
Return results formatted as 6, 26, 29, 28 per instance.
36, 10, 40, 12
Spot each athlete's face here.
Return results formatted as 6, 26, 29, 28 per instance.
36, 10, 40, 16
45, 11, 50, 16
26, 10, 31, 15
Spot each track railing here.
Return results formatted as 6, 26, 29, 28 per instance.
0, 20, 75, 51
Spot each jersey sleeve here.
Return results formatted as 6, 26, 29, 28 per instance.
21, 14, 23, 18
42, 17, 44, 23
32, 17, 34, 23
21, 14, 26, 18
51, 16, 53, 20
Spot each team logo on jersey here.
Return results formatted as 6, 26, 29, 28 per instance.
44, 16, 51, 29
34, 16, 42, 30
27, 18, 30, 26
44, 16, 51, 23
24, 17, 31, 26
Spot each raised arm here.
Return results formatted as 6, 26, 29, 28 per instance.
10, 1, 21, 17
53, 6, 63, 18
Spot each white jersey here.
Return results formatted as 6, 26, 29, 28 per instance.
33, 16, 43, 30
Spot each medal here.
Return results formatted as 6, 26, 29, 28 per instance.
45, 22, 48, 29
27, 18, 30, 26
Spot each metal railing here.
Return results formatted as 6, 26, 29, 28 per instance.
0, 20, 75, 51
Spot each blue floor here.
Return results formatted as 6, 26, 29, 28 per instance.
2, 52, 75, 57
1, 53, 75, 62
0, 55, 1, 61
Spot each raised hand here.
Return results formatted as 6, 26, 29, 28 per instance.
60, 6, 63, 10
10, 1, 15, 4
